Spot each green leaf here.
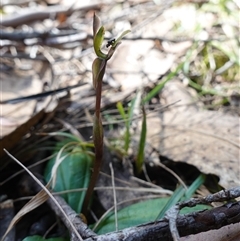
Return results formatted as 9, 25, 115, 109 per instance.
125, 96, 138, 152
112, 30, 131, 48
93, 26, 107, 59
116, 102, 130, 153
106, 30, 131, 60
116, 102, 126, 121
92, 14, 130, 60
127, 96, 137, 124
92, 58, 106, 89
94, 197, 211, 235
22, 235, 68, 241
44, 141, 93, 213
183, 174, 206, 200
156, 185, 186, 220
157, 174, 206, 220
94, 174, 209, 234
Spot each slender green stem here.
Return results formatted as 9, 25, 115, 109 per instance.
82, 13, 129, 217
95, 62, 106, 117
82, 63, 105, 216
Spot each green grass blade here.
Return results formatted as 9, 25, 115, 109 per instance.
136, 106, 147, 174
116, 101, 130, 153
156, 174, 206, 220
116, 102, 127, 121
184, 174, 206, 200
116, 98, 138, 153
127, 96, 137, 127
124, 97, 138, 152
47, 132, 81, 142
124, 127, 130, 153
156, 185, 185, 220
142, 62, 184, 104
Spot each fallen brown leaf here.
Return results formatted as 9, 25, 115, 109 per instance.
146, 80, 240, 189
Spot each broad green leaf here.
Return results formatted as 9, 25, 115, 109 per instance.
94, 197, 211, 235
44, 142, 93, 213
23, 235, 68, 241
95, 175, 209, 234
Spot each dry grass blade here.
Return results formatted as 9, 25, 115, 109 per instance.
2, 149, 83, 241
109, 162, 118, 232
50, 145, 70, 188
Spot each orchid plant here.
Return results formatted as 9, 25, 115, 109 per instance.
82, 13, 130, 215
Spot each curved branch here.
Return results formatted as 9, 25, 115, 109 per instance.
84, 201, 240, 241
